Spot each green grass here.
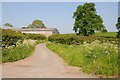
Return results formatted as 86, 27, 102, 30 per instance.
95, 32, 117, 37
2, 44, 35, 63
47, 42, 118, 78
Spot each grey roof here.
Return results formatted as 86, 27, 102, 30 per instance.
20, 28, 58, 31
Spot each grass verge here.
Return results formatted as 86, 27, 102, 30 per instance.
46, 42, 118, 78
2, 44, 35, 63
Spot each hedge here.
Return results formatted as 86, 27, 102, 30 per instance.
2, 29, 24, 48
48, 34, 118, 45
23, 33, 46, 40
2, 29, 46, 48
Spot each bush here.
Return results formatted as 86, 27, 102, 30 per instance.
2, 29, 24, 48
2, 29, 46, 48
24, 33, 46, 40
48, 34, 118, 45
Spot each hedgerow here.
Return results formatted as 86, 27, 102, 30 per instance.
23, 33, 46, 40
2, 29, 47, 48
48, 34, 118, 45
2, 29, 24, 48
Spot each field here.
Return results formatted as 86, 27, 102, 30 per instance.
95, 32, 117, 37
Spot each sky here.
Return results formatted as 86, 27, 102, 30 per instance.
1, 2, 119, 33
118, 2, 120, 17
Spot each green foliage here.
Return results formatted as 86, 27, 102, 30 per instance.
95, 32, 117, 37
2, 44, 35, 63
47, 42, 118, 77
24, 20, 46, 29
32, 20, 45, 28
35, 40, 46, 45
0, 49, 2, 63
0, 28, 2, 40
4, 23, 13, 27
48, 34, 118, 45
101, 28, 108, 33
2, 29, 46, 48
2, 29, 24, 48
24, 33, 46, 40
73, 3, 104, 36
116, 17, 120, 38
1, 29, 46, 63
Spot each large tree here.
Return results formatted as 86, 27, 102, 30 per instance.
4, 23, 13, 27
116, 17, 120, 38
73, 3, 104, 36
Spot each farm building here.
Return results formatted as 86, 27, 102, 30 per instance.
20, 28, 59, 36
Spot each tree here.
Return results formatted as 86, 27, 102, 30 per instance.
4, 23, 13, 27
101, 28, 108, 32
116, 17, 120, 38
26, 24, 35, 28
73, 3, 104, 36
32, 20, 46, 28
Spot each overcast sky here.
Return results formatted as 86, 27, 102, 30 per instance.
1, 2, 118, 33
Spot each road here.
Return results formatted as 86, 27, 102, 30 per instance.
2, 43, 98, 78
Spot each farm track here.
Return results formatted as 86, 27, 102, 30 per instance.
2, 43, 98, 78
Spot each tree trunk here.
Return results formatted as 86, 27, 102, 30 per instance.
84, 29, 88, 36
117, 30, 120, 38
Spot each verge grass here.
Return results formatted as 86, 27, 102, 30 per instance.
47, 41, 118, 78
2, 40, 45, 63
2, 44, 35, 63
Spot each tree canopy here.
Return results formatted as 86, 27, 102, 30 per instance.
31, 20, 45, 28
4, 23, 13, 27
116, 17, 120, 37
73, 3, 105, 36
23, 20, 46, 29
101, 28, 108, 32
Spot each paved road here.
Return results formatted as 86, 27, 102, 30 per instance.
2, 43, 98, 78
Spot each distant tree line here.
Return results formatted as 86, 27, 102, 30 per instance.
4, 23, 13, 27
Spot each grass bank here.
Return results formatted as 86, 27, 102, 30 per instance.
1, 40, 45, 63
47, 41, 118, 78
2, 44, 35, 63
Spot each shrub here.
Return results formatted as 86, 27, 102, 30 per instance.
2, 29, 24, 48
24, 33, 46, 40
2, 29, 46, 48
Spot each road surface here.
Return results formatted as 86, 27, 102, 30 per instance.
2, 43, 98, 78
